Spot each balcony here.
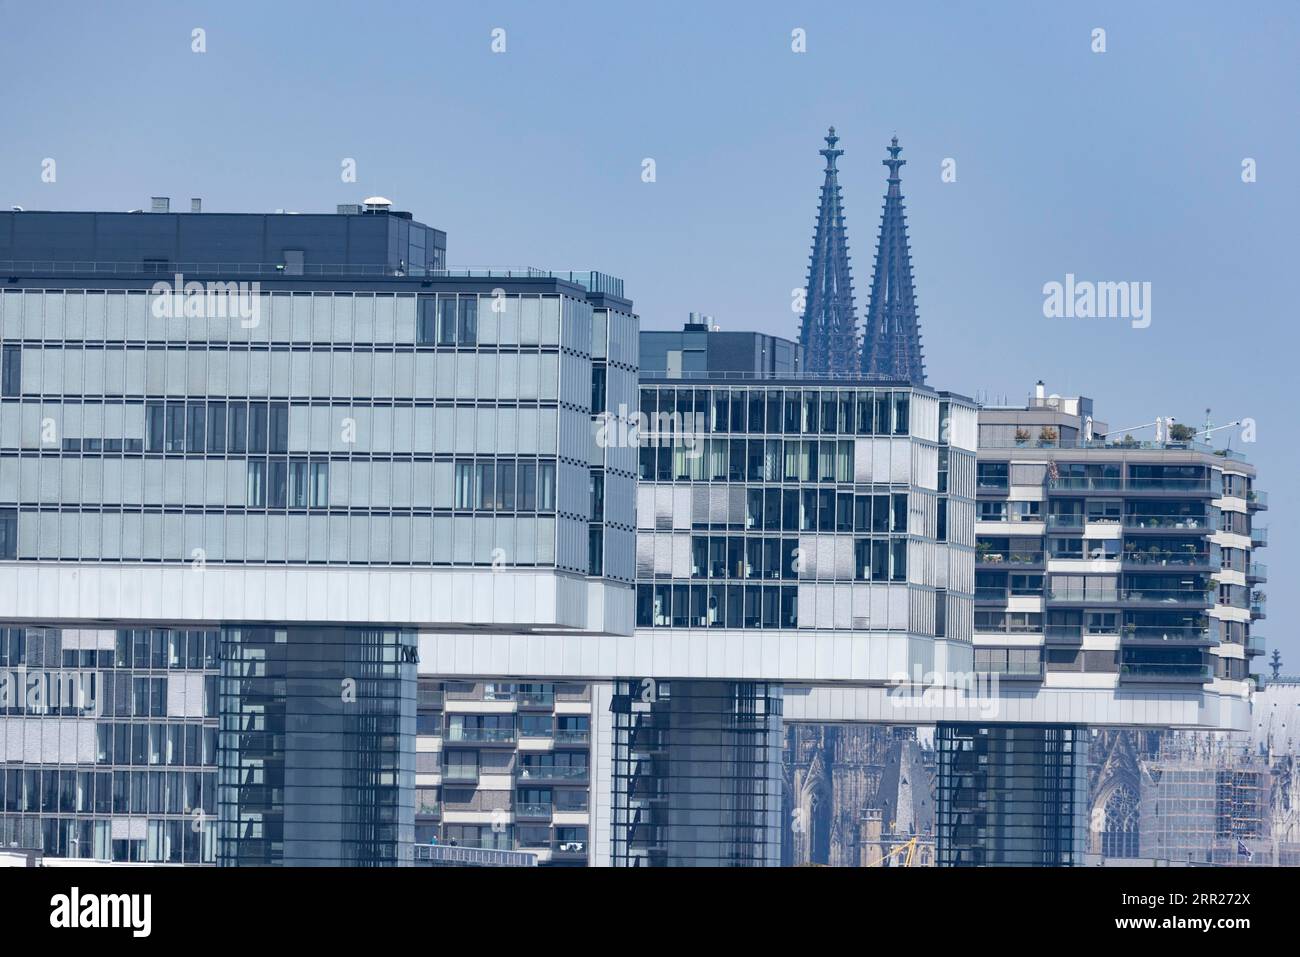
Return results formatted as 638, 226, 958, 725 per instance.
442, 768, 479, 784
1044, 625, 1084, 644
1045, 514, 1086, 530
445, 685, 516, 703
1047, 549, 1120, 563
552, 840, 588, 859
1122, 514, 1211, 532
1247, 562, 1267, 583
1050, 477, 1123, 492
515, 803, 553, 821
976, 549, 1044, 566
413, 844, 538, 868
975, 666, 1044, 682
445, 727, 517, 745
1124, 478, 1214, 494
1246, 634, 1265, 655
1121, 625, 1212, 645
1251, 598, 1267, 620
516, 765, 589, 783
1247, 490, 1268, 510
1118, 588, 1213, 607
554, 729, 591, 746
1122, 550, 1212, 569
1119, 663, 1212, 682
518, 690, 556, 708
974, 587, 1008, 603
1046, 589, 1117, 604
1251, 526, 1268, 547
417, 689, 445, 711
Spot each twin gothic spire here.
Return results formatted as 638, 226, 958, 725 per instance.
797, 129, 926, 384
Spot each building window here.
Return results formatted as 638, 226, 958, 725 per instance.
0, 509, 16, 559
247, 461, 266, 507
437, 297, 457, 345
417, 297, 437, 344
1, 346, 20, 396
457, 297, 478, 345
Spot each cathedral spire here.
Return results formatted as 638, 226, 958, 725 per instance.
860, 137, 926, 384
798, 127, 860, 376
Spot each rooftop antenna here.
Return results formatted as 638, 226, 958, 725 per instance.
1195, 420, 1241, 448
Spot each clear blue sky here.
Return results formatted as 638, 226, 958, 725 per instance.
2, 1, 1296, 664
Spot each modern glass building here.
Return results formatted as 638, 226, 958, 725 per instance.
0, 200, 634, 864
972, 383, 1262, 714
599, 321, 978, 865
0, 200, 1268, 869
633, 320, 977, 663
929, 382, 1264, 866
935, 723, 1089, 866
412, 678, 597, 866
0, 625, 218, 863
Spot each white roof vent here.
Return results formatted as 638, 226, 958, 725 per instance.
363, 196, 394, 211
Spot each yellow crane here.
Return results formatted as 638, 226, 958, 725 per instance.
865, 835, 918, 867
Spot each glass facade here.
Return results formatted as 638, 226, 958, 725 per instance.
0, 269, 632, 864
633, 381, 975, 636
0, 626, 218, 863
974, 442, 1264, 686
610, 679, 783, 867
0, 288, 605, 572
216, 626, 416, 866
935, 723, 1089, 866
413, 679, 595, 866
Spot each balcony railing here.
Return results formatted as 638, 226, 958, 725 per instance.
1124, 478, 1215, 493
1251, 526, 1268, 546
516, 766, 588, 782
1046, 514, 1086, 529
445, 727, 517, 744
981, 436, 1245, 460
1247, 490, 1268, 509
515, 803, 553, 820
554, 729, 591, 745
974, 665, 1044, 680
417, 690, 445, 710
518, 691, 556, 707
1119, 589, 1213, 605
1120, 663, 1212, 681
1047, 589, 1118, 603
1123, 515, 1211, 530
413, 844, 538, 867
1122, 625, 1211, 643
445, 687, 516, 703
1044, 626, 1083, 643
975, 587, 1009, 602
1247, 563, 1268, 581
1122, 551, 1212, 567
975, 550, 1044, 565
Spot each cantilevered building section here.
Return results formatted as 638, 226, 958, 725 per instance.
860, 138, 926, 385
798, 128, 860, 377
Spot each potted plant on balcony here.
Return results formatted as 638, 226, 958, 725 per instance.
1168, 423, 1196, 444
1014, 427, 1030, 447
1038, 426, 1058, 447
